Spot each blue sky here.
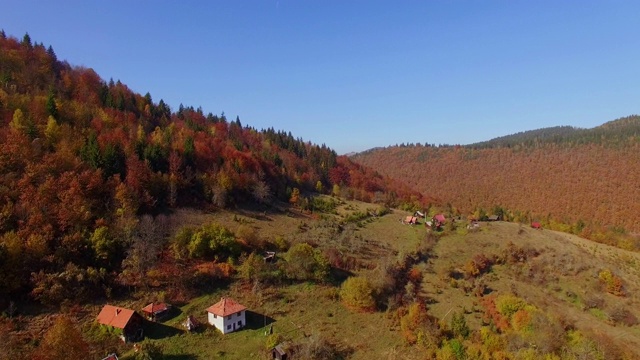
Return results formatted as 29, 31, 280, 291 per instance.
1, 1, 639, 154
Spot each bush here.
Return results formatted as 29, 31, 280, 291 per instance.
299, 333, 343, 360
496, 294, 527, 320
178, 222, 240, 260
608, 304, 638, 326
598, 269, 625, 296
283, 243, 330, 282
265, 333, 283, 350
450, 311, 470, 339
340, 276, 376, 311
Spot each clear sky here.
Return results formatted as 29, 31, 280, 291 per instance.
1, 1, 639, 154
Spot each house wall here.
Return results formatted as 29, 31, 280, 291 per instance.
208, 312, 225, 332
209, 310, 246, 334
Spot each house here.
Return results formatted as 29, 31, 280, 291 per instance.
141, 302, 171, 321
531, 222, 542, 230
488, 215, 500, 221
206, 297, 247, 334
432, 214, 446, 229
96, 305, 144, 342
414, 211, 425, 218
404, 216, 418, 225
182, 315, 199, 332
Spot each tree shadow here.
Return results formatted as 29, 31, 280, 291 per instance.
158, 306, 182, 322
244, 310, 276, 330
144, 321, 184, 340
329, 268, 354, 286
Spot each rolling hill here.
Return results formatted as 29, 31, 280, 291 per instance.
352, 117, 640, 246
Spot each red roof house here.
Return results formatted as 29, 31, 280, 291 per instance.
206, 297, 247, 334
432, 214, 446, 230
97, 305, 143, 342
531, 222, 542, 230
141, 302, 171, 321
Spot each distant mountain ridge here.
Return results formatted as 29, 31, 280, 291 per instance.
470, 115, 640, 149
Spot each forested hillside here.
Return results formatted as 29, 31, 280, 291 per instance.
353, 117, 640, 246
0, 32, 429, 306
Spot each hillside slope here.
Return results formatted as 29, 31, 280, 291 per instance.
353, 119, 640, 238
0, 32, 430, 306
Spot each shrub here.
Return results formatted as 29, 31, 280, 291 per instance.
608, 304, 638, 326
511, 309, 532, 332
299, 333, 342, 360
340, 276, 376, 311
265, 333, 283, 350
283, 243, 330, 282
598, 269, 625, 296
496, 294, 527, 320
450, 311, 470, 339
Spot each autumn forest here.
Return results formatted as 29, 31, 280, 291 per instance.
0, 32, 427, 307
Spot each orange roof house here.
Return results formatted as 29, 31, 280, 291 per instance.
141, 302, 171, 321
206, 297, 247, 334
97, 305, 143, 342
207, 297, 247, 317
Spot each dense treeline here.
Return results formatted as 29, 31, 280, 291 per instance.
0, 32, 429, 306
353, 120, 640, 245
470, 116, 640, 149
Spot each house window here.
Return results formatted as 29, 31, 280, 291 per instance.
227, 315, 231, 320
213, 314, 217, 319
227, 325, 231, 330
237, 312, 241, 317
238, 321, 242, 327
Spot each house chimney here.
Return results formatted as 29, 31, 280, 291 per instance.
116, 308, 121, 316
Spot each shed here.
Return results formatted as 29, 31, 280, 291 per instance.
488, 215, 500, 221
141, 302, 171, 321
206, 297, 247, 334
96, 305, 143, 342
272, 341, 297, 360
531, 222, 542, 230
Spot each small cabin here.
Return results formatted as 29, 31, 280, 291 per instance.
96, 305, 144, 343
141, 302, 171, 321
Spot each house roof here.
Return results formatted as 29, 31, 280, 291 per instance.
206, 297, 246, 317
142, 302, 170, 314
97, 305, 137, 329
434, 214, 446, 223
101, 354, 119, 360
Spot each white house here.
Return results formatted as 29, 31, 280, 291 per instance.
206, 297, 247, 334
